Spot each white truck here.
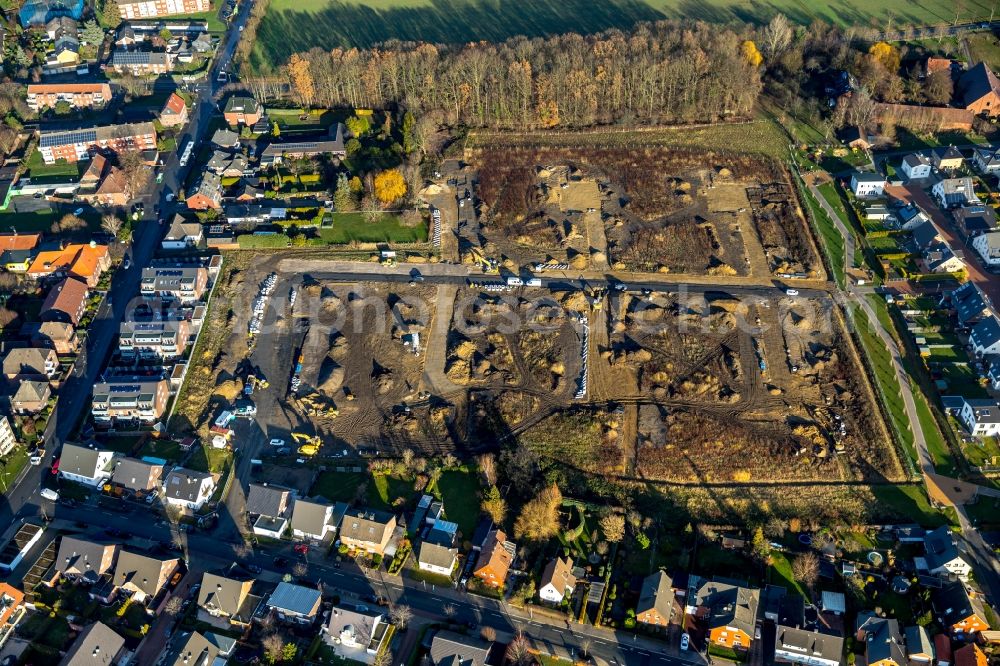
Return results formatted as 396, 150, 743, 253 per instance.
506, 277, 523, 286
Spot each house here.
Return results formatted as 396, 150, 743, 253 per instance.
223, 94, 262, 127
140, 265, 208, 302
417, 540, 458, 577
163, 468, 215, 511
905, 625, 935, 663
0, 417, 16, 457
972, 231, 1000, 266
933, 178, 980, 209
59, 621, 125, 666
9, 380, 51, 414
38, 123, 156, 164
340, 509, 396, 554
954, 205, 997, 237
690, 580, 760, 650
538, 556, 576, 604
56, 536, 118, 583
932, 581, 991, 636
839, 125, 873, 150
224, 203, 288, 224
47, 16, 79, 65
635, 570, 673, 626
27, 243, 110, 287
973, 146, 1000, 173
850, 172, 885, 198
21, 322, 78, 356
59, 443, 115, 486
865, 205, 894, 222
901, 153, 933, 179
919, 526, 972, 578
2, 347, 59, 380
323, 605, 391, 661
957, 397, 1000, 436
247, 483, 293, 538
161, 215, 203, 250
959, 62, 1000, 117
970, 316, 1000, 355
820, 591, 845, 616
91, 378, 169, 424
206, 150, 248, 177
110, 457, 163, 493
952, 282, 989, 325
19, 0, 83, 26
119, 319, 190, 360
186, 171, 222, 210
774, 626, 843, 666
290, 498, 340, 541
856, 614, 905, 666
159, 92, 188, 127
260, 123, 347, 165
234, 180, 265, 201
41, 278, 88, 326
0, 233, 41, 271
27, 82, 111, 111
0, 583, 26, 648
473, 529, 513, 589
923, 243, 964, 273
934, 146, 964, 171
113, 550, 178, 603
955, 644, 988, 666
197, 573, 259, 625
898, 204, 931, 230
266, 582, 322, 623
163, 631, 219, 666
117, 0, 209, 20
210, 128, 240, 149
429, 631, 498, 666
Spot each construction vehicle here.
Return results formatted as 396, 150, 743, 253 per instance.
380, 250, 397, 267
244, 375, 270, 396
584, 283, 605, 311
296, 392, 338, 418
469, 247, 499, 274
291, 432, 321, 456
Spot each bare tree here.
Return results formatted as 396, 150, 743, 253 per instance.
579, 638, 592, 658
478, 453, 497, 485
261, 633, 285, 664
481, 626, 497, 642
505, 631, 533, 666
164, 595, 184, 616
389, 604, 413, 629
761, 14, 793, 59
101, 214, 123, 238
372, 652, 391, 666
793, 552, 821, 590
442, 603, 456, 618
292, 561, 308, 577
361, 195, 380, 223
119, 149, 150, 199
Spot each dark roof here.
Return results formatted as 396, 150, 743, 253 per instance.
960, 62, 1000, 107
111, 457, 162, 491
246, 483, 290, 518
59, 621, 124, 666
429, 630, 495, 666
933, 581, 982, 628
223, 94, 259, 115
637, 570, 673, 618
260, 123, 346, 159
114, 550, 177, 598
775, 625, 845, 665
852, 171, 884, 183
903, 153, 931, 169
857, 614, 905, 666
952, 282, 987, 324
912, 220, 941, 249
924, 526, 963, 571
164, 468, 213, 502
111, 49, 169, 66
694, 580, 759, 635
971, 316, 1000, 350
56, 536, 117, 582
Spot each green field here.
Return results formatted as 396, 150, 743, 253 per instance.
871, 484, 956, 528
798, 177, 846, 287
433, 470, 481, 537
320, 213, 427, 243
253, 0, 994, 69
967, 32, 1000, 72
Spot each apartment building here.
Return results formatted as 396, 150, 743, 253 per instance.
92, 377, 169, 425
118, 0, 208, 20
140, 265, 207, 303
0, 416, 17, 456
38, 122, 156, 164
110, 49, 173, 75
27, 82, 112, 111
119, 319, 190, 360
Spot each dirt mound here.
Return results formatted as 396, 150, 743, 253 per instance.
213, 379, 242, 401
318, 359, 345, 394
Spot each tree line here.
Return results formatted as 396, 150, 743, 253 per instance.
248, 20, 763, 129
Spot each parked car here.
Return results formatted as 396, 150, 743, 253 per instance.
40, 488, 59, 501
680, 633, 690, 651
269, 438, 286, 447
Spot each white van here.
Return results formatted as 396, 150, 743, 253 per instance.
40, 488, 59, 501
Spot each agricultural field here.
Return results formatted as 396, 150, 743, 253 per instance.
251, 0, 993, 69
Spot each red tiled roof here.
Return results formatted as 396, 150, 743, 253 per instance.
41, 277, 88, 320
162, 92, 186, 116
0, 233, 41, 252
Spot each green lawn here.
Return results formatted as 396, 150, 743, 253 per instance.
188, 446, 232, 473
926, 347, 968, 362
138, 438, 183, 462
965, 497, 1000, 528
320, 213, 427, 244
967, 32, 1000, 72
369, 473, 413, 510
312, 471, 367, 503
237, 234, 292, 248
433, 470, 481, 537
0, 447, 29, 494
768, 552, 806, 598
871, 484, 956, 528
962, 437, 1000, 468
160, 8, 227, 32
24, 149, 86, 181
936, 364, 988, 398
799, 178, 846, 287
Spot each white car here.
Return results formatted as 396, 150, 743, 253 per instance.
269, 438, 286, 447
217, 71, 228, 83
785, 289, 799, 296
680, 633, 690, 651
40, 488, 59, 501
145, 490, 159, 504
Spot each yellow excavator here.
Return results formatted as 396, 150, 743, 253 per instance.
296, 392, 339, 418
469, 247, 499, 274
291, 432, 322, 456
585, 283, 605, 311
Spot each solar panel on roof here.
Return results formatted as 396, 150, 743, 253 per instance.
40, 129, 96, 147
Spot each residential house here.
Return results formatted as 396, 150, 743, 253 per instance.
19, 0, 83, 26
898, 204, 931, 230
159, 92, 188, 127
119, 319, 190, 360
636, 570, 673, 626
206, 150, 248, 177
901, 153, 933, 179
186, 170, 222, 210
774, 626, 844, 666
923, 243, 965, 273
40, 277, 88, 326
955, 644, 988, 666
78, 160, 128, 207
260, 123, 347, 165
538, 556, 576, 604
113, 550, 179, 603
954, 205, 997, 237
473, 529, 513, 589
933, 178, 980, 208
0, 233, 41, 272
957, 396, 1000, 437
690, 580, 760, 650
972, 231, 1000, 266
323, 605, 391, 661
26, 82, 112, 111
161, 215, 203, 250
920, 526, 972, 579
56, 536, 118, 583
246, 483, 293, 538
905, 625, 935, 663
91, 377, 169, 425
110, 457, 163, 493
9, 380, 51, 414
233, 180, 265, 201
22, 321, 78, 356
59, 621, 125, 666
429, 631, 498, 666
936, 634, 953, 666
163, 468, 215, 511
959, 62, 1000, 117
47, 16, 79, 65
856, 614, 905, 666
2, 347, 59, 380
0, 583, 26, 648
839, 126, 873, 150
932, 581, 991, 636
290, 498, 340, 541
38, 123, 156, 164
970, 316, 1000, 356
973, 146, 1000, 173
140, 265, 207, 302
117, 0, 209, 20
197, 573, 259, 626
266, 581, 322, 624
59, 443, 115, 486
417, 539, 458, 577
27, 243, 110, 287
340, 509, 396, 555
210, 128, 240, 149
224, 203, 287, 224
163, 631, 219, 666
934, 146, 964, 171
952, 281, 989, 326
223, 94, 262, 127
0, 417, 16, 456
912, 221, 941, 251
850, 172, 885, 198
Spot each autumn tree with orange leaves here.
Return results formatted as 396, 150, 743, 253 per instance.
287, 53, 314, 107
